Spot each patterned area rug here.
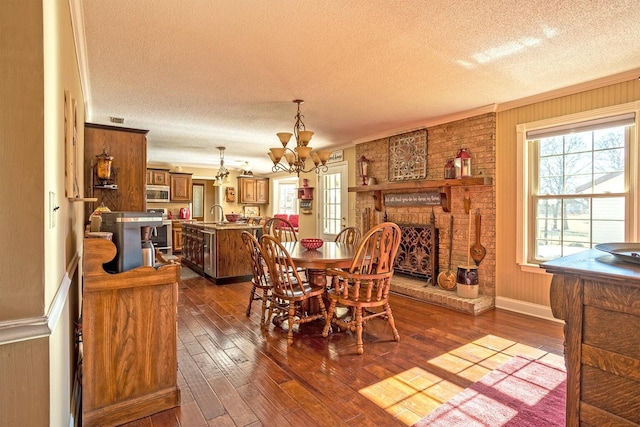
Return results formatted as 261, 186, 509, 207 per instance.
413, 356, 566, 426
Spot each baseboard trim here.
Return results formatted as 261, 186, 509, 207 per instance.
495, 296, 563, 323
0, 252, 79, 346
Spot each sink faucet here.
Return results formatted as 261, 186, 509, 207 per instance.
209, 204, 224, 222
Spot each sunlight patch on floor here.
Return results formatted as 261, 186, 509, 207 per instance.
358, 334, 561, 426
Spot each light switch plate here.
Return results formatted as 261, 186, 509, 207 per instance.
49, 191, 57, 229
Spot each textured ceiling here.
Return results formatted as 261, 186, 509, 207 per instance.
78, 0, 640, 174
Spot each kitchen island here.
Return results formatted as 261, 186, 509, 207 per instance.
542, 248, 640, 426
181, 222, 261, 284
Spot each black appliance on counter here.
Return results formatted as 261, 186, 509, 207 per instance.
100, 211, 163, 273
146, 208, 173, 254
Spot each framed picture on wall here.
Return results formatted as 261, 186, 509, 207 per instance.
64, 90, 76, 197
244, 206, 260, 217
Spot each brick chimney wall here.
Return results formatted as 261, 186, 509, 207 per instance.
355, 112, 496, 297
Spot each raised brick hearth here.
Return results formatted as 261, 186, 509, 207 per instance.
391, 274, 494, 315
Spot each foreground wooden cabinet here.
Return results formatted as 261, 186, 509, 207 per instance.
84, 123, 148, 219
82, 239, 180, 426
543, 249, 640, 426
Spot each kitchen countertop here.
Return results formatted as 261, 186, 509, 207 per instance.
182, 221, 261, 231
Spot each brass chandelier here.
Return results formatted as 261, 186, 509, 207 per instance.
268, 100, 332, 176
213, 146, 230, 186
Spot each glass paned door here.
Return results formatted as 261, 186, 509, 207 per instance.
318, 163, 348, 241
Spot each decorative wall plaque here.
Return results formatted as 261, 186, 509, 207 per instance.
384, 192, 441, 207
388, 129, 427, 181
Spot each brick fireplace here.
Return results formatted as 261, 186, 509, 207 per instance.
353, 112, 496, 314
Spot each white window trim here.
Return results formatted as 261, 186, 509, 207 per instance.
272, 177, 299, 215
516, 101, 640, 274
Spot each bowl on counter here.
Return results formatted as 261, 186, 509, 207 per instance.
301, 238, 323, 250
225, 213, 241, 222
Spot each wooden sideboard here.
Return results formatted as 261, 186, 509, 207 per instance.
82, 239, 180, 426
542, 249, 640, 426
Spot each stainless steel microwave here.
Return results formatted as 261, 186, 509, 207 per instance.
146, 185, 170, 202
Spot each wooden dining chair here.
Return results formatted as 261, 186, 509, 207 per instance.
263, 217, 298, 242
260, 234, 327, 345
322, 222, 402, 355
241, 231, 274, 330
334, 226, 362, 245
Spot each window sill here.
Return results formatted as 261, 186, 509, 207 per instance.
519, 263, 550, 275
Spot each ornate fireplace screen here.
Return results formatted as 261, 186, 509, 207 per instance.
394, 222, 439, 282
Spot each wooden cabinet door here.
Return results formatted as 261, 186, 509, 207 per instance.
170, 173, 192, 201
147, 169, 169, 185
84, 123, 148, 219
172, 228, 182, 253
256, 178, 269, 203
239, 178, 256, 203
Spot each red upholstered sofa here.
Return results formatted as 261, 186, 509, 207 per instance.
273, 214, 299, 232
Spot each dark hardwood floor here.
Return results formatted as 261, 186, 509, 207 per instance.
118, 270, 564, 427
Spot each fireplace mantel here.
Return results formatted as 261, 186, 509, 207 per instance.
348, 176, 492, 212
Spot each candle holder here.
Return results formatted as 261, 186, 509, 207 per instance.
454, 148, 471, 179
357, 155, 370, 186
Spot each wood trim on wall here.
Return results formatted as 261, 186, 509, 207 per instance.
0, 252, 78, 346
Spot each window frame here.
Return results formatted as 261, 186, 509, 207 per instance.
516, 101, 640, 274
273, 177, 299, 215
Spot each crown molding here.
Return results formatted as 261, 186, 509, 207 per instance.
353, 68, 640, 145
352, 104, 498, 144
69, 0, 92, 121
497, 68, 640, 113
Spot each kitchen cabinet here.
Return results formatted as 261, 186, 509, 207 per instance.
172, 221, 183, 253
84, 123, 148, 219
542, 249, 640, 426
146, 168, 170, 186
170, 172, 192, 202
181, 224, 203, 271
82, 238, 180, 426
238, 177, 269, 204
181, 223, 258, 282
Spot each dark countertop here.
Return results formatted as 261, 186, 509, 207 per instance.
541, 248, 640, 285
182, 222, 261, 231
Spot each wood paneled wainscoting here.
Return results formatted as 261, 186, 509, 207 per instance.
118, 269, 563, 426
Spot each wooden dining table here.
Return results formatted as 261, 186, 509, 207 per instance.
281, 241, 358, 287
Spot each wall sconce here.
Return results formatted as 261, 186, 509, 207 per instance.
454, 148, 471, 179
357, 155, 370, 185
94, 150, 117, 189
96, 150, 113, 182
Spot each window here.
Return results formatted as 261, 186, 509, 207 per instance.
517, 103, 639, 268
321, 171, 342, 235
275, 179, 298, 214
192, 183, 204, 221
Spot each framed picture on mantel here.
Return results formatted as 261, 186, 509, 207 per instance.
388, 129, 427, 181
